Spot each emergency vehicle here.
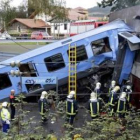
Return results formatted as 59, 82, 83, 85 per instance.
70, 20, 108, 36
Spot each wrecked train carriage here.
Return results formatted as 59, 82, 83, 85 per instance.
0, 20, 139, 100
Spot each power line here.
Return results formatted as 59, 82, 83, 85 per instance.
3, 32, 32, 50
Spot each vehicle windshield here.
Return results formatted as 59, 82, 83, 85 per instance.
42, 32, 49, 36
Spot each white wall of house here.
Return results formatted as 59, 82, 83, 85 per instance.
34, 13, 72, 37
50, 22, 70, 37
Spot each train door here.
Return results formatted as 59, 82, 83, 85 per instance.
19, 62, 42, 92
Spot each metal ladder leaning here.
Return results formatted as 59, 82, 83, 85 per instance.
68, 44, 77, 98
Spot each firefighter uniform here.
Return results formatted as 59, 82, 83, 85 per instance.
9, 89, 16, 120
66, 91, 78, 125
38, 91, 49, 122
108, 86, 120, 116
1, 102, 10, 133
121, 85, 132, 101
88, 92, 100, 119
117, 92, 127, 118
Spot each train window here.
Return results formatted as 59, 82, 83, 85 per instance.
0, 73, 12, 90
44, 53, 65, 72
91, 37, 111, 55
67, 45, 88, 62
19, 62, 37, 77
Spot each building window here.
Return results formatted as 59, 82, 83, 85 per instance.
55, 25, 57, 30
44, 53, 65, 72
67, 45, 88, 62
0, 73, 12, 90
64, 23, 67, 30
91, 37, 111, 56
17, 25, 21, 32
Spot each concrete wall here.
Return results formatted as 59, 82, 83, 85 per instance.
109, 5, 140, 32
109, 5, 140, 80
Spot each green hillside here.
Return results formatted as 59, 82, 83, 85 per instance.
88, 6, 111, 17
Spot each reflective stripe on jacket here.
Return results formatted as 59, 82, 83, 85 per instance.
89, 101, 99, 117
108, 91, 118, 106
117, 99, 126, 113
66, 98, 77, 115
1, 108, 10, 121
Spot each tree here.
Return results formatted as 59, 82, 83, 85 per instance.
0, 0, 27, 30
28, 0, 68, 21
97, 0, 140, 11
0, 0, 16, 30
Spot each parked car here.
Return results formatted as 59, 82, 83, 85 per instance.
18, 33, 29, 39
0, 31, 14, 39
31, 31, 53, 40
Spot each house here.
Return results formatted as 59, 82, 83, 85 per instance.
50, 7, 90, 38
8, 18, 51, 35
73, 7, 88, 18
29, 7, 101, 37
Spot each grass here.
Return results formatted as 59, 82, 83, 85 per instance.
0, 42, 48, 45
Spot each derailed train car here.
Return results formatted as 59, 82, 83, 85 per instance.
0, 19, 140, 100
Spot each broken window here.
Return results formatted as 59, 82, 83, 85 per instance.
19, 62, 37, 77
44, 53, 65, 72
0, 73, 12, 90
91, 37, 111, 55
67, 45, 88, 62
19, 62, 41, 92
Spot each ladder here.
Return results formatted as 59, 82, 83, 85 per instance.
68, 44, 77, 98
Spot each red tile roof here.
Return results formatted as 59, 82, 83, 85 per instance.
9, 18, 50, 28
68, 9, 86, 20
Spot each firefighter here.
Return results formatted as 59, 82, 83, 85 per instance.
121, 82, 132, 110
94, 82, 101, 96
108, 86, 120, 116
38, 91, 49, 122
87, 92, 100, 119
108, 80, 116, 96
117, 92, 127, 118
66, 91, 78, 125
9, 89, 16, 120
1, 102, 10, 133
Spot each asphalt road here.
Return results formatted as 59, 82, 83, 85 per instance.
0, 45, 44, 54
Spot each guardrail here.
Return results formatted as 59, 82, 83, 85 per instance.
0, 39, 59, 43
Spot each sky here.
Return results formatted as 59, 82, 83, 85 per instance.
11, 0, 102, 9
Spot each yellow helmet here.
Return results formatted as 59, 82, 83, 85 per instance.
113, 86, 120, 92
